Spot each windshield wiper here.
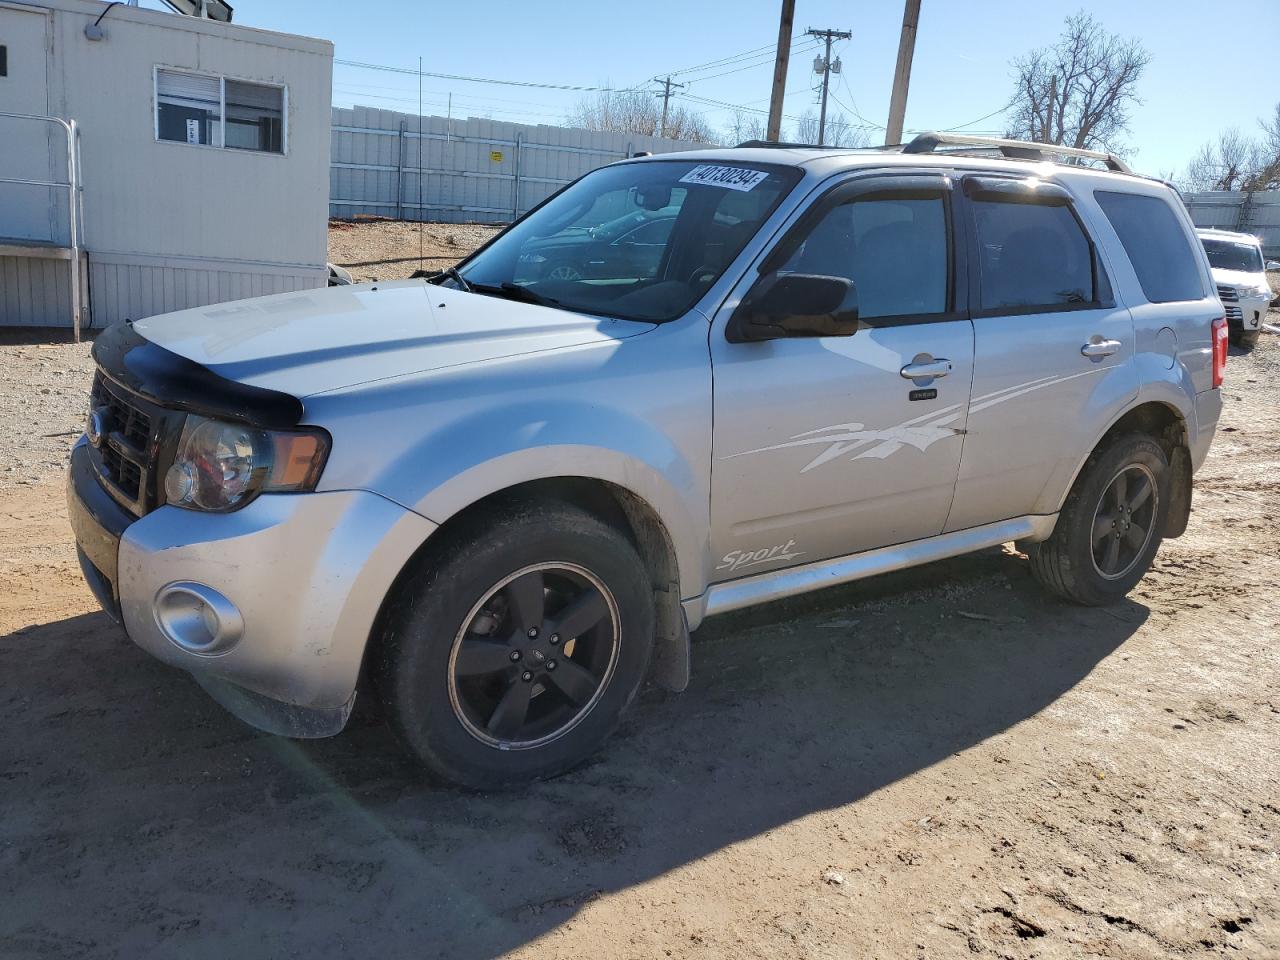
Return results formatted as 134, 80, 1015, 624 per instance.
470, 281, 560, 308
422, 265, 473, 291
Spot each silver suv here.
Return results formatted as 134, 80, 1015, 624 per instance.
68, 134, 1225, 788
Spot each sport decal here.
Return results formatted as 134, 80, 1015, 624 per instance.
724, 369, 1103, 472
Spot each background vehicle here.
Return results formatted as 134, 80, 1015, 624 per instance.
67, 135, 1223, 789
1197, 228, 1276, 347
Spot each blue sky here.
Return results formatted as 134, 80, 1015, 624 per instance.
171, 0, 1275, 176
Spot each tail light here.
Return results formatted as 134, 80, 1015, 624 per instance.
1211, 316, 1228, 388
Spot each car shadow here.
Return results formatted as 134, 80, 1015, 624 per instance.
0, 547, 1147, 958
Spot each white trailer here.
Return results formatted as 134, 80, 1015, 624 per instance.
0, 0, 332, 333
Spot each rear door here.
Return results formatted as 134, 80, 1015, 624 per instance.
709, 172, 975, 580
945, 174, 1139, 531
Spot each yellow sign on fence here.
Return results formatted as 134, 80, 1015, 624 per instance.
490, 150, 504, 163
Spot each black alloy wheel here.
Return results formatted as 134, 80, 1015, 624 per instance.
1090, 463, 1159, 580
447, 562, 620, 749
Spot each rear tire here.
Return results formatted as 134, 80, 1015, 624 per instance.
1027, 434, 1170, 606
375, 500, 654, 790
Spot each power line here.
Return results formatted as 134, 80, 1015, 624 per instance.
335, 58, 642, 93
660, 42, 780, 79
684, 40, 820, 84
940, 105, 1009, 132
834, 71, 885, 130
679, 91, 807, 124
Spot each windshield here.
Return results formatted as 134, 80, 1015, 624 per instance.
452, 160, 801, 322
1201, 238, 1264, 273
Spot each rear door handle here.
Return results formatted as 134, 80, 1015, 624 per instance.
1081, 338, 1122, 359
900, 358, 952, 380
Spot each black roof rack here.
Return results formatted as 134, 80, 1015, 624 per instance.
901, 132, 1131, 173
734, 139, 856, 150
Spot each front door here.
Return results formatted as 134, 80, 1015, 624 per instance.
709, 173, 974, 582
944, 175, 1138, 531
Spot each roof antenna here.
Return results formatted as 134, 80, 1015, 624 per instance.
417, 56, 424, 274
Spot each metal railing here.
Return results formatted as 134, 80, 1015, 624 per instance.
0, 112, 85, 339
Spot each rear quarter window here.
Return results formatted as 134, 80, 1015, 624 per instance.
1093, 191, 1204, 303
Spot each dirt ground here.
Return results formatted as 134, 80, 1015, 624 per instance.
1, 256, 1279, 958
327, 218, 501, 283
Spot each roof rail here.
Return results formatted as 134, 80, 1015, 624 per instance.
901, 132, 1131, 173
735, 139, 851, 150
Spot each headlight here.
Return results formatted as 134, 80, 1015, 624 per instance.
1251, 283, 1272, 298
163, 415, 330, 512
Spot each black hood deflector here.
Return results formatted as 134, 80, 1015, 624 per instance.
92, 322, 304, 429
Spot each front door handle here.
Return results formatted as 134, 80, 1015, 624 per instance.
1081, 338, 1122, 359
900, 358, 952, 380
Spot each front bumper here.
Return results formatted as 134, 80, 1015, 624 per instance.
68, 439, 437, 735
1230, 294, 1271, 332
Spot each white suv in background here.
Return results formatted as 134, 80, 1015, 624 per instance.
1197, 228, 1277, 348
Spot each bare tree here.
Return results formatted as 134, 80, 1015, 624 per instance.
793, 111, 819, 145
790, 110, 868, 148
1182, 128, 1263, 191
727, 110, 768, 145
1181, 107, 1280, 192
1006, 11, 1150, 152
1252, 101, 1280, 190
824, 113, 869, 149
566, 89, 715, 143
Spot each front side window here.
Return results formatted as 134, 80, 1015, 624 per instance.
779, 195, 949, 319
973, 198, 1094, 311
1201, 238, 1264, 273
460, 161, 800, 322
156, 68, 284, 154
1094, 191, 1203, 303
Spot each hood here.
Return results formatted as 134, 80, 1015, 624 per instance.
132, 280, 656, 397
1209, 267, 1267, 291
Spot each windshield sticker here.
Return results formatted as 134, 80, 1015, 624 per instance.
678, 164, 770, 192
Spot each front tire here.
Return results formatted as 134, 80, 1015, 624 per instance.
375, 500, 654, 789
1239, 329, 1260, 350
1027, 434, 1170, 606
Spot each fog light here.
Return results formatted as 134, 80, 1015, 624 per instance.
154, 582, 243, 655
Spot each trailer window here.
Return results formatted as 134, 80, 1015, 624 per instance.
156, 69, 285, 155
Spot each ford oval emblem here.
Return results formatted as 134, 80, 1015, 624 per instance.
87, 409, 105, 447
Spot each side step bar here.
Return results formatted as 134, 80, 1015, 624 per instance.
684, 514, 1058, 627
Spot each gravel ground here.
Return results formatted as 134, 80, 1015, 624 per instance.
0, 330, 96, 486
327, 218, 501, 283
0, 244, 1278, 958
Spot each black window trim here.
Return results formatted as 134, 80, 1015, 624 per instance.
751, 171, 968, 330
958, 173, 1116, 319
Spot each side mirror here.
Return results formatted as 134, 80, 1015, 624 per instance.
1266, 260, 1280, 272
727, 272, 860, 343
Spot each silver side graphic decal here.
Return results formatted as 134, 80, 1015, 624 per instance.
725, 368, 1102, 471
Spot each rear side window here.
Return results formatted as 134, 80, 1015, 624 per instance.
1094, 191, 1203, 303
972, 200, 1094, 311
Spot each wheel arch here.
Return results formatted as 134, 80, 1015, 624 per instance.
1056, 397, 1194, 537
366, 474, 694, 696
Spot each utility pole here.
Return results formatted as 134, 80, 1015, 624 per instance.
885, 0, 921, 146
807, 27, 850, 146
766, 0, 796, 142
654, 76, 686, 138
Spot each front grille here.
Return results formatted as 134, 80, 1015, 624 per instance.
1217, 284, 1239, 303
88, 373, 163, 515
1224, 305, 1243, 322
